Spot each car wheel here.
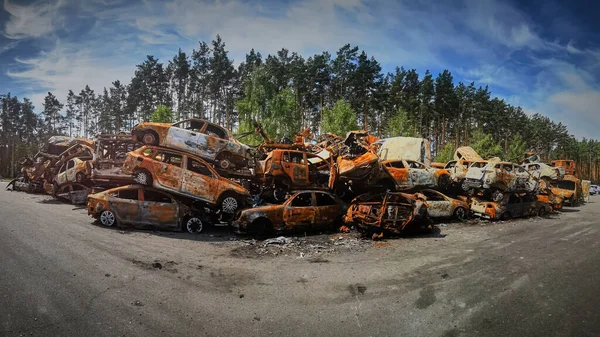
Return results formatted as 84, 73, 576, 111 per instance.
100, 210, 117, 227
133, 170, 152, 186
76, 172, 85, 183
454, 206, 467, 221
221, 195, 240, 214
185, 217, 203, 234
218, 158, 233, 170
501, 212, 512, 221
142, 132, 158, 145
438, 174, 451, 190
538, 207, 546, 217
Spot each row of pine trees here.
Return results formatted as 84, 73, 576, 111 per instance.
1, 35, 599, 181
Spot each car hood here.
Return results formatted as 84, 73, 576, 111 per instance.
239, 204, 285, 224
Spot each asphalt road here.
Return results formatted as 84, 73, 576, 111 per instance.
1, 182, 599, 337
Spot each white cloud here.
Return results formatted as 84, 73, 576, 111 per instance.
3, 0, 66, 39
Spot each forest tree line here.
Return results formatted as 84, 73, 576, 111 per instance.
1, 35, 600, 181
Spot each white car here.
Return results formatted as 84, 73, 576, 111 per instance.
590, 185, 599, 195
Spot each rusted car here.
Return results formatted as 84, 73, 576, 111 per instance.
463, 161, 538, 201
122, 146, 251, 214
91, 133, 142, 186
443, 146, 483, 185
523, 162, 564, 182
470, 193, 551, 220
375, 160, 451, 191
55, 183, 90, 205
255, 149, 332, 201
537, 192, 563, 211
344, 192, 430, 234
551, 174, 581, 206
55, 158, 92, 186
87, 185, 206, 233
420, 189, 469, 220
550, 160, 576, 176
376, 137, 431, 165
132, 118, 252, 171
232, 191, 343, 235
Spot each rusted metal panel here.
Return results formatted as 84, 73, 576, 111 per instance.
376, 137, 431, 165
582, 180, 591, 203
550, 160, 576, 176
453, 146, 482, 162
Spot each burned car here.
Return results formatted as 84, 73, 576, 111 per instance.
255, 149, 332, 201
444, 146, 483, 185
551, 175, 581, 206
91, 133, 142, 186
132, 118, 252, 171
232, 191, 343, 236
87, 185, 206, 233
376, 136, 431, 165
344, 192, 430, 235
463, 161, 538, 202
55, 157, 92, 186
122, 146, 251, 214
420, 189, 469, 220
470, 193, 551, 220
376, 160, 451, 191
537, 192, 564, 211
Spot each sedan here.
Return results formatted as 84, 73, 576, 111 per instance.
87, 185, 206, 234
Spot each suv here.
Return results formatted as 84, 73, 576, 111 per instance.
471, 193, 550, 220
132, 118, 252, 171
255, 149, 332, 201
122, 146, 251, 214
463, 161, 537, 201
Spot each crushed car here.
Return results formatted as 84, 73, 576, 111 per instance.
344, 192, 430, 235
91, 133, 142, 186
132, 118, 253, 171
232, 191, 343, 236
550, 175, 581, 206
54, 157, 92, 187
444, 146, 483, 186
470, 193, 551, 220
463, 161, 538, 202
420, 189, 469, 220
122, 146, 251, 214
254, 149, 332, 201
87, 185, 207, 233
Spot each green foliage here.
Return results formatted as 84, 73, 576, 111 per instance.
322, 100, 358, 135
435, 143, 455, 163
506, 135, 527, 163
469, 129, 503, 159
386, 108, 417, 137
151, 105, 174, 123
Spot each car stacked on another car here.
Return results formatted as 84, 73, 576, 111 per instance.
121, 146, 251, 215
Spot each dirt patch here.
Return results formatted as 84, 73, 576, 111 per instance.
130, 259, 179, 273
347, 284, 367, 296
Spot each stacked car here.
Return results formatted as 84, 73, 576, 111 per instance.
7, 118, 593, 238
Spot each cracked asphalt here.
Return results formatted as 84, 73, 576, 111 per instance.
1, 182, 599, 337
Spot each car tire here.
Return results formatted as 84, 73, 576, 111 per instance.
142, 132, 158, 145
99, 210, 117, 227
454, 206, 467, 221
76, 172, 85, 183
218, 158, 233, 170
438, 174, 451, 190
273, 188, 287, 203
249, 218, 272, 237
133, 170, 152, 186
501, 212, 512, 221
185, 216, 204, 234
492, 190, 504, 202
221, 194, 241, 214
538, 207, 546, 217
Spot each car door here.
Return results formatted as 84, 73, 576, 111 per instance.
383, 161, 411, 188
422, 190, 451, 218
282, 151, 309, 187
282, 192, 315, 231
182, 156, 219, 203
167, 120, 205, 157
56, 163, 68, 185
65, 159, 77, 182
199, 123, 230, 161
107, 187, 142, 225
406, 160, 435, 187
150, 150, 184, 191
140, 189, 179, 229
314, 192, 341, 228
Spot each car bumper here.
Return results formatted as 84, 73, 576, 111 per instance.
463, 179, 483, 189
471, 211, 491, 219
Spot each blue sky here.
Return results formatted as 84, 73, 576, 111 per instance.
1, 0, 599, 139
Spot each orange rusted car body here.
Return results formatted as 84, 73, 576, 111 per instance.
420, 189, 469, 220
550, 174, 581, 206
344, 192, 429, 234
537, 192, 563, 211
255, 149, 332, 190
550, 160, 576, 176
232, 191, 343, 235
87, 185, 201, 231
132, 119, 252, 171
470, 193, 551, 220
122, 146, 251, 213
